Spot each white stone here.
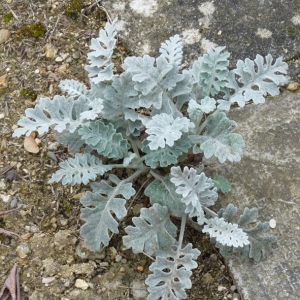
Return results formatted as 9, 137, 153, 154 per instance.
269, 218, 276, 228
199, 1, 215, 16
182, 29, 201, 44
291, 14, 300, 25
256, 28, 272, 39
75, 279, 89, 290
129, 0, 158, 17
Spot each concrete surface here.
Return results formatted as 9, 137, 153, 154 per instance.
103, 0, 300, 80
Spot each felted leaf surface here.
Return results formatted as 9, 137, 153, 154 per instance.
159, 34, 183, 66
146, 242, 200, 300
203, 217, 249, 247
55, 128, 85, 153
13, 96, 89, 137
123, 55, 184, 114
123, 203, 177, 255
146, 113, 194, 150
213, 206, 277, 261
78, 120, 129, 159
80, 174, 135, 250
85, 18, 117, 83
217, 203, 237, 222
170, 166, 218, 223
212, 175, 231, 193
49, 153, 112, 186
225, 54, 288, 107
144, 174, 185, 217
190, 111, 245, 163
101, 73, 143, 135
142, 134, 191, 168
199, 46, 230, 96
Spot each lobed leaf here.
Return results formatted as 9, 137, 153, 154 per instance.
78, 120, 129, 159
123, 203, 177, 255
199, 46, 230, 97
49, 153, 112, 186
80, 175, 135, 250
203, 217, 249, 247
13, 96, 89, 137
219, 54, 288, 110
142, 134, 191, 168
159, 34, 183, 66
190, 111, 245, 163
144, 174, 186, 217
85, 18, 118, 83
170, 166, 218, 224
146, 242, 200, 300
146, 113, 194, 150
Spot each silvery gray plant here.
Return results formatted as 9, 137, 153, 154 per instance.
13, 18, 288, 299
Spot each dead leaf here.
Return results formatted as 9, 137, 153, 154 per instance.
24, 132, 39, 153
0, 264, 20, 300
0, 165, 19, 181
0, 74, 8, 88
45, 43, 57, 59
287, 82, 300, 91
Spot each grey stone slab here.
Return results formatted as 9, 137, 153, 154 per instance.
103, 0, 300, 79
216, 90, 300, 300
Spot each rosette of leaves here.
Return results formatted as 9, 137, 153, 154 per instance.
13, 18, 287, 300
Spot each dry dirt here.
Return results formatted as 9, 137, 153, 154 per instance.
0, 1, 240, 299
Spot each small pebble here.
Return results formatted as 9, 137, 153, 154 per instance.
119, 267, 125, 273
137, 265, 144, 272
115, 254, 122, 262
269, 218, 276, 228
75, 279, 89, 290
230, 285, 237, 291
218, 285, 227, 292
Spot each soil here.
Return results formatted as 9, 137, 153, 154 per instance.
0, 1, 240, 299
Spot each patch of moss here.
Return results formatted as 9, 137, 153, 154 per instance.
65, 0, 84, 19
17, 23, 45, 39
3, 13, 13, 23
286, 26, 298, 38
20, 88, 37, 100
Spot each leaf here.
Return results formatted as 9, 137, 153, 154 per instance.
146, 113, 194, 150
123, 203, 177, 255
80, 174, 135, 250
142, 134, 191, 168
54, 128, 85, 153
146, 242, 200, 300
199, 46, 230, 96
159, 34, 183, 66
123, 55, 184, 115
144, 174, 185, 217
59, 79, 90, 101
190, 111, 245, 163
203, 217, 249, 247
212, 206, 277, 261
217, 203, 237, 222
170, 166, 218, 223
212, 175, 231, 193
101, 73, 143, 135
78, 120, 129, 159
12, 96, 89, 137
49, 153, 112, 186
0, 264, 20, 300
85, 18, 118, 83
225, 54, 288, 108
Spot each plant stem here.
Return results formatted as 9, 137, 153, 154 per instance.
177, 213, 187, 250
